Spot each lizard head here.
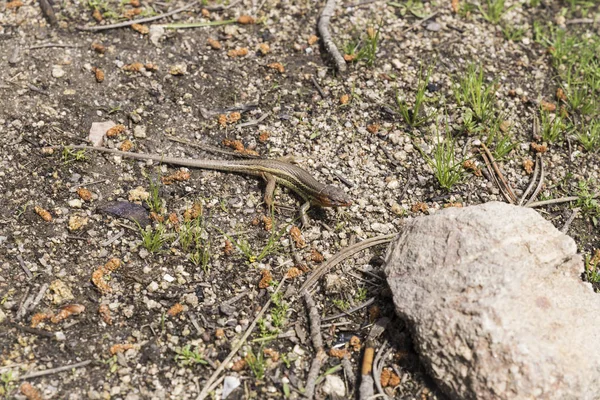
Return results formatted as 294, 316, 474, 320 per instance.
316, 185, 353, 207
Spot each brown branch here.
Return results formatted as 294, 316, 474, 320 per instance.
318, 0, 347, 72
77, 1, 199, 31
303, 291, 326, 399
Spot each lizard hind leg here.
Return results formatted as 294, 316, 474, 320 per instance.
262, 172, 277, 212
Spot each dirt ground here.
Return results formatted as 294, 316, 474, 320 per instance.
1, 0, 599, 399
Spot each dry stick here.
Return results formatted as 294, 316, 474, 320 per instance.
19, 360, 91, 380
205, 0, 242, 11
298, 233, 397, 294
480, 143, 517, 204
526, 196, 583, 208
16, 286, 31, 321
196, 277, 287, 400
17, 255, 33, 279
28, 283, 49, 313
77, 1, 199, 31
29, 43, 81, 50
479, 150, 512, 204
311, 75, 328, 99
303, 291, 327, 399
373, 341, 392, 400
518, 154, 540, 206
561, 208, 580, 234
566, 18, 595, 25
318, 0, 347, 72
524, 155, 544, 206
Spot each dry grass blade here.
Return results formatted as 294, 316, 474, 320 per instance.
524, 155, 544, 206
519, 153, 541, 206
297, 233, 397, 294
480, 143, 517, 204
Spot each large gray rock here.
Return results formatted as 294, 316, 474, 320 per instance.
384, 202, 600, 400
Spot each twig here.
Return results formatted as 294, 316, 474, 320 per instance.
28, 283, 49, 313
318, 0, 347, 72
77, 1, 199, 31
303, 291, 326, 399
16, 286, 31, 321
400, 11, 440, 35
17, 255, 33, 280
566, 18, 595, 25
205, 0, 242, 11
479, 144, 517, 204
526, 196, 591, 208
100, 230, 125, 247
524, 155, 544, 206
298, 233, 396, 294
333, 172, 354, 188
8, 322, 55, 339
19, 360, 91, 380
196, 277, 287, 400
199, 103, 258, 119
236, 112, 270, 128
311, 75, 328, 99
373, 342, 392, 400
518, 154, 540, 206
561, 208, 579, 234
28, 43, 81, 50
321, 297, 375, 322
164, 19, 236, 29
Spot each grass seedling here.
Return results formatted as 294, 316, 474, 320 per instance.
502, 25, 526, 41
221, 216, 290, 263
332, 298, 350, 311
174, 345, 208, 367
540, 109, 565, 143
395, 67, 431, 127
479, 0, 514, 24
420, 128, 464, 191
61, 147, 87, 164
146, 178, 163, 214
140, 223, 166, 253
584, 251, 600, 287
491, 132, 518, 161
270, 290, 288, 330
577, 120, 600, 152
576, 179, 600, 226
454, 64, 496, 122
342, 25, 381, 67
0, 371, 16, 397
246, 347, 266, 380
387, 0, 427, 18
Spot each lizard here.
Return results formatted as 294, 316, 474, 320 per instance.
45, 145, 352, 225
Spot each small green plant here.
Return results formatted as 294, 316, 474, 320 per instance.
502, 25, 526, 41
387, 0, 427, 18
355, 287, 368, 303
246, 347, 266, 380
479, 0, 514, 24
457, 2, 477, 18
222, 218, 289, 263
174, 345, 208, 367
100, 355, 119, 375
454, 64, 496, 122
146, 178, 163, 214
395, 67, 432, 127
539, 109, 565, 143
491, 132, 517, 161
576, 180, 600, 226
0, 371, 16, 397
270, 290, 288, 330
420, 129, 464, 191
62, 147, 87, 164
577, 120, 600, 152
584, 252, 600, 286
342, 25, 381, 67
332, 298, 350, 311
140, 223, 166, 253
